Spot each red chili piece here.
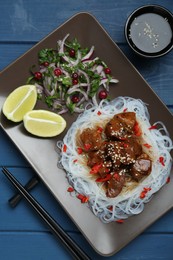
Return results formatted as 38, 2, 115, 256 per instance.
97, 111, 102, 116
140, 187, 151, 199
77, 194, 89, 203
123, 143, 129, 148
95, 174, 111, 182
143, 187, 151, 192
148, 125, 157, 130
133, 121, 141, 136
84, 143, 92, 151
90, 163, 102, 174
113, 173, 120, 181
77, 147, 83, 154
73, 159, 78, 163
116, 219, 124, 223
81, 196, 89, 203
159, 156, 165, 166
67, 187, 74, 192
143, 143, 152, 148
123, 108, 127, 112
97, 127, 103, 133
63, 144, 67, 152
140, 191, 146, 199
108, 206, 113, 211
166, 177, 170, 183
77, 194, 84, 200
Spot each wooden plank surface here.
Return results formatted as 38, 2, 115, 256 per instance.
1, 0, 173, 259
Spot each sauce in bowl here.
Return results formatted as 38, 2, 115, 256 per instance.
125, 5, 173, 57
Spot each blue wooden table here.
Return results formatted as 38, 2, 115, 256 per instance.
1, 1, 173, 259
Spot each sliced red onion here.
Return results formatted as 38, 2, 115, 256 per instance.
100, 78, 108, 85
82, 57, 99, 64
78, 69, 90, 94
49, 63, 56, 68
58, 108, 68, 114
74, 107, 85, 113
96, 65, 104, 74
70, 50, 81, 66
81, 46, 94, 61
58, 34, 70, 53
110, 78, 119, 83
40, 67, 47, 73
67, 86, 88, 101
52, 100, 63, 109
92, 94, 98, 106
67, 84, 80, 94
76, 96, 85, 106
80, 83, 88, 87
44, 87, 51, 96
61, 69, 70, 77
35, 83, 44, 94
34, 34, 119, 115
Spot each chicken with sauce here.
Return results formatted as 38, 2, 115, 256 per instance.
78, 112, 152, 198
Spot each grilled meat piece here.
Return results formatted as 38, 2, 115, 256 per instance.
131, 153, 152, 181
106, 173, 125, 198
105, 112, 136, 140
106, 137, 142, 166
79, 127, 102, 151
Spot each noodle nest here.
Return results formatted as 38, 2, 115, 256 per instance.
57, 97, 173, 223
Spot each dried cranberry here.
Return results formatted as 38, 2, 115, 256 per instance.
72, 79, 78, 85
42, 61, 49, 67
104, 67, 111, 74
71, 95, 80, 103
54, 68, 62, 76
34, 72, 42, 80
99, 90, 108, 99
69, 49, 75, 57
72, 72, 78, 79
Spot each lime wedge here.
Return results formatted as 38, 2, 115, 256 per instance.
23, 110, 67, 137
3, 85, 37, 122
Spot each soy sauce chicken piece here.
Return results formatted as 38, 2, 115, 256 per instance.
123, 137, 142, 163
106, 173, 125, 198
87, 151, 103, 167
105, 112, 136, 140
130, 153, 152, 181
87, 150, 113, 178
87, 142, 107, 167
116, 112, 136, 129
79, 127, 102, 151
106, 137, 142, 166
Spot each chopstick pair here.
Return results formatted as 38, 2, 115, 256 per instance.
2, 167, 90, 260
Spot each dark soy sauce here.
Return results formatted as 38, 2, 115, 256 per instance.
130, 13, 172, 53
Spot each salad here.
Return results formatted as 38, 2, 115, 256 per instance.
27, 34, 118, 114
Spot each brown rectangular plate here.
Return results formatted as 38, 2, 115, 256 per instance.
0, 13, 173, 256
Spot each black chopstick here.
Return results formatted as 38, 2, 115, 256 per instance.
2, 167, 91, 260
9, 176, 39, 207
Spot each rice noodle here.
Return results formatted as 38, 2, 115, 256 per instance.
57, 97, 173, 223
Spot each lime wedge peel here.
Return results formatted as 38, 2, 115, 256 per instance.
2, 85, 67, 137
23, 110, 67, 137
2, 85, 37, 122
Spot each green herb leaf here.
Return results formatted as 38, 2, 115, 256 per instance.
89, 79, 100, 97
66, 101, 75, 113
